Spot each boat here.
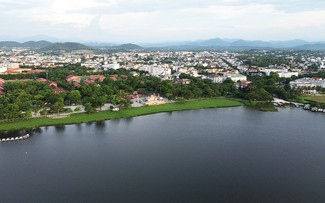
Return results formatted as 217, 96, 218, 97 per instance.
0, 133, 31, 143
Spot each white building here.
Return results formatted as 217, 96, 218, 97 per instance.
290, 78, 325, 89
150, 66, 164, 76
103, 62, 120, 70
7, 63, 20, 69
0, 65, 7, 73
81, 61, 101, 69
224, 73, 247, 82
278, 72, 299, 78
211, 76, 224, 83
261, 68, 299, 78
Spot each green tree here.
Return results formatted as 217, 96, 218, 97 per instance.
51, 101, 64, 114
84, 102, 95, 114
66, 90, 81, 105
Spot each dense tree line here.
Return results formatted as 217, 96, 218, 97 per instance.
0, 65, 240, 121
0, 63, 304, 122
238, 73, 302, 101
240, 55, 290, 67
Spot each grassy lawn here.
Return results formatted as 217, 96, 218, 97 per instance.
0, 98, 242, 132
301, 95, 325, 104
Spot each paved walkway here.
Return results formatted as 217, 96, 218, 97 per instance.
272, 97, 302, 106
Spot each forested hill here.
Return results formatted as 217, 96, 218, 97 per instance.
114, 43, 143, 50
0, 41, 51, 49
40, 42, 93, 51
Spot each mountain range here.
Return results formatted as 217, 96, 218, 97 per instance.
0, 38, 324, 51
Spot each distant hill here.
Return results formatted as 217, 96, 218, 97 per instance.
22, 41, 52, 49
0, 40, 52, 49
0, 41, 23, 48
192, 39, 311, 48
194, 38, 231, 46
0, 38, 324, 51
294, 43, 325, 51
143, 38, 318, 50
114, 43, 143, 50
41, 42, 93, 51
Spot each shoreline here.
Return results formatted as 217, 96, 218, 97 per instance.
0, 98, 242, 133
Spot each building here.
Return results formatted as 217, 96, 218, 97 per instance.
37, 78, 67, 94
88, 75, 106, 82
177, 79, 191, 84
66, 75, 81, 83
290, 78, 325, 89
103, 62, 120, 70
224, 73, 247, 82
146, 94, 166, 106
0, 78, 5, 96
0, 65, 7, 73
261, 68, 299, 78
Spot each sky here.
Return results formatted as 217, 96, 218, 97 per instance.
1, 0, 325, 43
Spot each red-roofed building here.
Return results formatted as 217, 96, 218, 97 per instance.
0, 78, 5, 85
0, 78, 5, 96
49, 82, 58, 88
73, 82, 81, 87
27, 69, 46, 74
177, 79, 191, 84
89, 75, 106, 82
237, 80, 252, 89
84, 79, 94, 85
121, 74, 128, 79
66, 75, 81, 83
51, 86, 67, 94
36, 78, 48, 83
37, 78, 65, 94
109, 76, 118, 81
5, 68, 26, 74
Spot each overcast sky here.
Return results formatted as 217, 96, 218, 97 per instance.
1, 0, 325, 43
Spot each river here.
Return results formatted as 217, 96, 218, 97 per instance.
1, 107, 325, 203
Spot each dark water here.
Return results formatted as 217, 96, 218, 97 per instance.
1, 107, 325, 203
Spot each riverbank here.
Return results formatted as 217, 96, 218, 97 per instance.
243, 101, 278, 112
0, 98, 242, 132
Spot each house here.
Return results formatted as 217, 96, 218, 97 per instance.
0, 78, 5, 96
4, 68, 28, 74
0, 65, 7, 73
290, 78, 325, 89
237, 80, 251, 89
247, 68, 265, 77
303, 90, 317, 95
177, 79, 191, 84
224, 73, 247, 82
88, 75, 106, 82
83, 79, 94, 85
146, 94, 166, 106
66, 75, 81, 83
36, 78, 66, 94
26, 69, 46, 74
51, 86, 67, 94
36, 78, 48, 83
73, 82, 81, 87
120, 74, 128, 79
109, 75, 118, 81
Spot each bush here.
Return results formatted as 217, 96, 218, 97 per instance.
74, 107, 81, 112
40, 109, 49, 115
63, 108, 73, 113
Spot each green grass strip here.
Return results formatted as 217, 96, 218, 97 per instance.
301, 95, 325, 104
0, 98, 242, 132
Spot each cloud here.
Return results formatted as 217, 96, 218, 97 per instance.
0, 0, 324, 42
96, 3, 325, 42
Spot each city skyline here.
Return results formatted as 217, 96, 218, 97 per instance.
1, 0, 325, 43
